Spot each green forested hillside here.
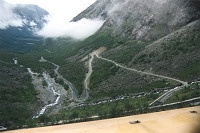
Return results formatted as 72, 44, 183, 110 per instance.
0, 0, 200, 130
0, 59, 40, 128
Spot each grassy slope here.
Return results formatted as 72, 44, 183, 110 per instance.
56, 31, 128, 95
0, 60, 40, 128
130, 19, 200, 81
166, 83, 200, 103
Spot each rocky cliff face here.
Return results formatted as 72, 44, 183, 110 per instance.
73, 0, 200, 41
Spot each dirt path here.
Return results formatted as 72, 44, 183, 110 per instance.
96, 55, 187, 86
40, 56, 95, 102
95, 53, 188, 105
39, 57, 80, 102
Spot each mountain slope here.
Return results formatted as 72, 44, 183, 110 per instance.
0, 2, 49, 52
73, 0, 200, 41
0, 2, 49, 128
64, 0, 200, 100
130, 19, 200, 81
0, 50, 41, 128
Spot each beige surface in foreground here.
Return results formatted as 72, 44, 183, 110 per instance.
6, 106, 200, 133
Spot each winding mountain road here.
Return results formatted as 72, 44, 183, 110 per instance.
41, 50, 188, 106
40, 57, 79, 102
83, 54, 94, 100
32, 48, 189, 116
96, 55, 187, 86
40, 55, 94, 102
95, 54, 188, 106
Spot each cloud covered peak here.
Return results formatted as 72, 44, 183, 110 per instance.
1, 0, 104, 40
0, 0, 23, 29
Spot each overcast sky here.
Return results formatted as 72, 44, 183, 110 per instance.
3, 0, 104, 39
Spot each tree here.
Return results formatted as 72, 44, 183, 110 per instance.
69, 112, 79, 120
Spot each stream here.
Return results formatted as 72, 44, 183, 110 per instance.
40, 55, 94, 102
29, 48, 191, 118
30, 55, 94, 118
28, 68, 61, 119
32, 73, 61, 118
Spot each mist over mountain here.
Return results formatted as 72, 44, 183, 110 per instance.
0, 0, 49, 51
37, 18, 104, 39
13, 4, 49, 30
73, 0, 200, 40
0, 0, 22, 29
0, 0, 105, 50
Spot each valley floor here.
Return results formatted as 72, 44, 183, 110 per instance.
5, 106, 200, 133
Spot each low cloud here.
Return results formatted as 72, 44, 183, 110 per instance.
36, 17, 105, 40
1, 0, 104, 40
0, 0, 23, 29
